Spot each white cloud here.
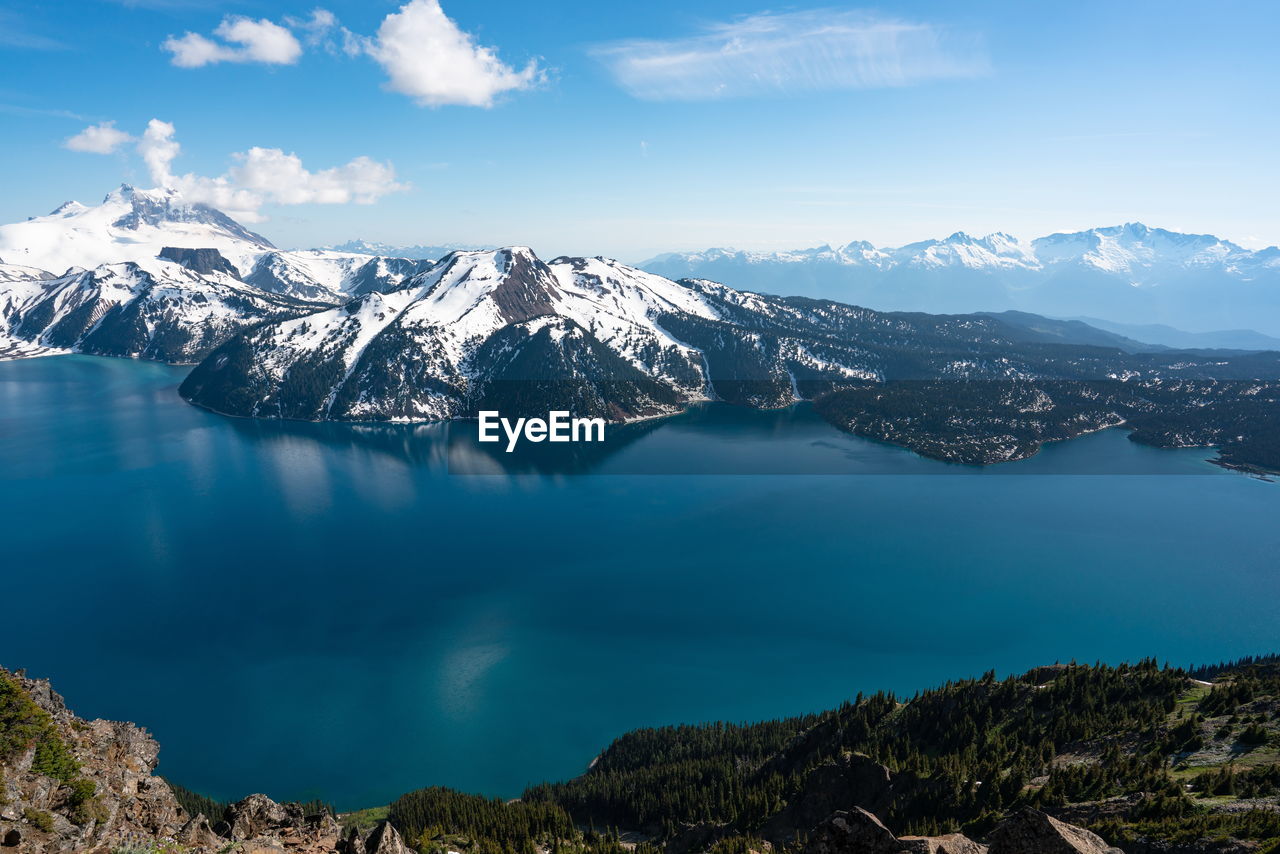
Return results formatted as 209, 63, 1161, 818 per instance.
139, 119, 181, 183
128, 119, 406, 222
64, 121, 135, 154
591, 9, 989, 101
163, 16, 303, 67
157, 3, 539, 108
230, 148, 405, 206
367, 0, 542, 107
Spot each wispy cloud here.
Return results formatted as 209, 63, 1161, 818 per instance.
0, 9, 68, 51
591, 9, 988, 101
0, 103, 88, 121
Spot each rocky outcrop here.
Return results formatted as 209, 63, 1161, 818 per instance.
338, 820, 411, 854
0, 668, 184, 852
176, 812, 221, 847
766, 753, 897, 840
986, 808, 1123, 854
802, 807, 905, 854
799, 806, 1133, 854
0, 667, 350, 853
898, 833, 988, 854
801, 808, 988, 853
159, 246, 242, 278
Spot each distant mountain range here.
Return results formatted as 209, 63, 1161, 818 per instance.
2, 186, 1278, 470
326, 239, 495, 260
641, 225, 1280, 338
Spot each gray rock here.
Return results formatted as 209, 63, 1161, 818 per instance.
176, 811, 221, 847
899, 833, 988, 854
762, 753, 899, 844
987, 808, 1122, 854
226, 793, 296, 840
365, 820, 411, 854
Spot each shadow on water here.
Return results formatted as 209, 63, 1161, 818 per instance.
219, 411, 669, 475
0, 355, 1232, 476
219, 399, 1227, 476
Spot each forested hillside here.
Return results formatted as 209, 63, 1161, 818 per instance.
513, 658, 1280, 853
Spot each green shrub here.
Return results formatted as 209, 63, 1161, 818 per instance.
67, 777, 109, 825
1, 674, 49, 758
23, 807, 55, 832
1, 672, 80, 783
32, 734, 79, 782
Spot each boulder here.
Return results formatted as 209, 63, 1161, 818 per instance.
365, 820, 411, 854
763, 753, 898, 843
899, 833, 988, 854
803, 807, 903, 854
226, 793, 297, 840
987, 808, 1122, 854
176, 811, 221, 847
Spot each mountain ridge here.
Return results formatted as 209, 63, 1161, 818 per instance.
641, 225, 1280, 336
2, 188, 1278, 471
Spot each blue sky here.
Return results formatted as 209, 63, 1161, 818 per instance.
1, 0, 1277, 261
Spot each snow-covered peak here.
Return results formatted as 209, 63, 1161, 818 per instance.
646, 224, 1275, 278
888, 231, 1041, 270
48, 200, 88, 217
1032, 222, 1251, 273
0, 184, 274, 276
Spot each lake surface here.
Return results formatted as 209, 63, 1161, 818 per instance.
1, 354, 1277, 810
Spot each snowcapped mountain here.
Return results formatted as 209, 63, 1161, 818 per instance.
244, 250, 434, 301
180, 248, 717, 421
642, 225, 1280, 335
0, 186, 482, 362
178, 245, 1278, 425
0, 185, 274, 277
0, 259, 321, 363
0, 186, 444, 304
1031, 223, 1259, 273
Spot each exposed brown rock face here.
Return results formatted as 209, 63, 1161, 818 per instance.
0, 668, 355, 853
0, 668, 184, 852
987, 808, 1123, 854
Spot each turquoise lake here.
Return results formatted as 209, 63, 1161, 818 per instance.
1, 354, 1277, 810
